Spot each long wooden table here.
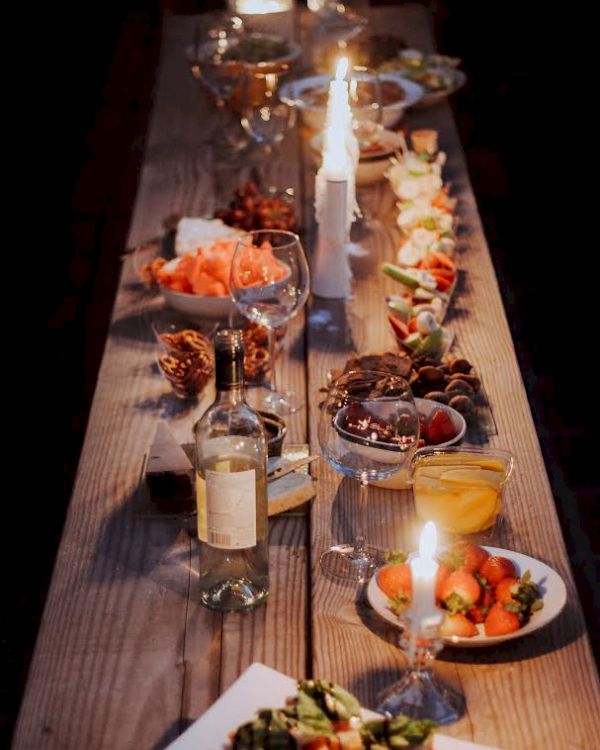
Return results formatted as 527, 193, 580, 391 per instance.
17, 6, 599, 749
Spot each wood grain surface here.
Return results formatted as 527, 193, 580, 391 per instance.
15, 6, 599, 750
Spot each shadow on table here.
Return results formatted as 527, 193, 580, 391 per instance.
87, 482, 195, 601
308, 298, 356, 352
149, 719, 195, 750
109, 307, 156, 344
134, 389, 201, 419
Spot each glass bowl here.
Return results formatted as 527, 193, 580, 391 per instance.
410, 446, 514, 536
152, 316, 215, 400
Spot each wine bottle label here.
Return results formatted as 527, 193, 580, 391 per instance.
205, 469, 257, 549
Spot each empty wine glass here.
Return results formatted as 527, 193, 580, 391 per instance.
308, 0, 369, 45
318, 370, 419, 581
348, 66, 383, 146
186, 16, 249, 153
240, 70, 295, 190
187, 16, 245, 106
347, 65, 383, 224
230, 230, 310, 415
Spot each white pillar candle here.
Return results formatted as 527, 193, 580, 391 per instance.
409, 521, 441, 631
312, 57, 355, 299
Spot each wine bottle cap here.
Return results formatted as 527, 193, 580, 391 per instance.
214, 328, 245, 390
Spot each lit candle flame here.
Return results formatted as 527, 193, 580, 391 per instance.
335, 57, 348, 81
418, 521, 437, 560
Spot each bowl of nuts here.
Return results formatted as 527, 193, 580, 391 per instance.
152, 319, 215, 399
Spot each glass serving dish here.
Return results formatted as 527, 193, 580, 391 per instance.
152, 316, 216, 400
410, 446, 514, 537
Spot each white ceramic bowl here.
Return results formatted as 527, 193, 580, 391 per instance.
370, 397, 466, 489
280, 72, 423, 132
309, 128, 403, 186
158, 258, 235, 320
417, 69, 467, 107
367, 545, 567, 647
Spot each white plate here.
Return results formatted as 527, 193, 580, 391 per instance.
165, 663, 379, 750
417, 70, 467, 107
309, 128, 405, 186
367, 546, 567, 647
166, 662, 501, 750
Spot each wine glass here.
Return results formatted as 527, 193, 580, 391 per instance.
186, 16, 249, 153
348, 66, 383, 224
318, 370, 419, 581
230, 230, 310, 415
348, 66, 383, 146
240, 70, 295, 191
187, 16, 244, 106
308, 0, 370, 45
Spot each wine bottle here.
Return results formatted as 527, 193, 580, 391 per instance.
194, 328, 269, 611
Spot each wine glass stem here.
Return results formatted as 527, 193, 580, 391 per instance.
353, 477, 369, 555
268, 327, 278, 394
259, 143, 277, 191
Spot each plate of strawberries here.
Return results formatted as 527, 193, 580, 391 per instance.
367, 541, 567, 647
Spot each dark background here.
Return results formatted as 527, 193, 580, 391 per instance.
8, 0, 598, 746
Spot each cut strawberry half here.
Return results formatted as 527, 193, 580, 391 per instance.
426, 408, 457, 445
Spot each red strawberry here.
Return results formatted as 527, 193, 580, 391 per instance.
495, 577, 520, 606
467, 585, 492, 624
426, 408, 457, 445
484, 602, 520, 636
479, 556, 517, 586
440, 612, 478, 638
441, 541, 489, 573
378, 564, 412, 600
440, 570, 481, 612
435, 563, 452, 602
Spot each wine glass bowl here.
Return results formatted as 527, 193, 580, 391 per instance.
187, 17, 246, 106
318, 370, 419, 581
230, 230, 310, 414
308, 0, 370, 44
348, 66, 384, 146
240, 70, 296, 191
187, 19, 301, 108
241, 71, 295, 147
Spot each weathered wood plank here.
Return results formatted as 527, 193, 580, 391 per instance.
14, 13, 308, 750
15, 6, 600, 750
305, 6, 600, 750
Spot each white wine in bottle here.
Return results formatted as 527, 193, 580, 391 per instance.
194, 328, 269, 611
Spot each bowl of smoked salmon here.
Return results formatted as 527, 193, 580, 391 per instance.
141, 234, 291, 321
154, 238, 239, 319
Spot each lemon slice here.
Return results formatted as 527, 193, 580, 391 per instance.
439, 468, 504, 487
